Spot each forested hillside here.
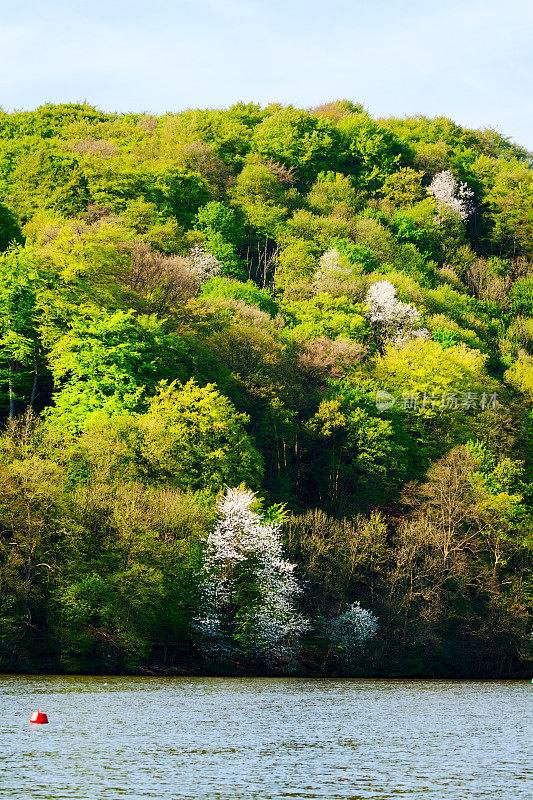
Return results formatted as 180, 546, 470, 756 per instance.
1, 100, 532, 676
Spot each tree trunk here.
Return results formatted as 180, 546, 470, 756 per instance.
28, 347, 39, 413
8, 360, 15, 421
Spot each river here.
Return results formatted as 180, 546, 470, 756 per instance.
1, 676, 531, 799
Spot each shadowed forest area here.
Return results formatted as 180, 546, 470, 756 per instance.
0, 100, 532, 676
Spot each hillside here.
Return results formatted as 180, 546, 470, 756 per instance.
0, 100, 532, 676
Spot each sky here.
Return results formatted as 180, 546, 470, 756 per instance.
1, 0, 532, 149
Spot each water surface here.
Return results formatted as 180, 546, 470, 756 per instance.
1, 676, 531, 799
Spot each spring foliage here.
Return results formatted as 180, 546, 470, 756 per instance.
0, 101, 532, 677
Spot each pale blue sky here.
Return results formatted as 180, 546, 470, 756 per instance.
1, 0, 532, 149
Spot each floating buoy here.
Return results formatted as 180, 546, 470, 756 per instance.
30, 710, 48, 724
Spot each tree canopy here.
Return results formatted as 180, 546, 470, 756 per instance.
0, 101, 532, 677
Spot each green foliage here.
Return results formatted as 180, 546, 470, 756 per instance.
231, 158, 291, 237
281, 293, 367, 341
195, 201, 246, 279
201, 277, 278, 316
0, 102, 532, 677
45, 308, 189, 431
305, 384, 409, 510
196, 201, 243, 245
373, 338, 493, 396
251, 106, 341, 186
0, 202, 23, 251
276, 239, 319, 290
0, 139, 89, 220
307, 172, 360, 217
337, 113, 408, 192
432, 326, 460, 349
150, 167, 210, 226
381, 167, 427, 206
0, 248, 47, 417
139, 379, 263, 492
508, 277, 533, 317
332, 237, 377, 271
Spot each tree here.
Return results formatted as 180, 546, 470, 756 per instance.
251, 106, 341, 187
231, 158, 289, 239
373, 337, 493, 400
306, 388, 408, 511
201, 277, 278, 316
479, 159, 533, 259
275, 239, 319, 291
0, 249, 45, 421
326, 601, 378, 659
0, 447, 67, 665
150, 167, 211, 226
45, 308, 189, 431
337, 113, 407, 192
194, 202, 246, 280
314, 247, 354, 285
381, 168, 426, 207
195, 486, 308, 667
139, 380, 263, 492
187, 245, 223, 284
282, 293, 367, 342
307, 171, 360, 217
365, 280, 428, 349
0, 202, 23, 251
428, 170, 474, 222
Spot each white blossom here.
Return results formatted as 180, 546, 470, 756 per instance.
428, 170, 474, 222
187, 245, 222, 283
365, 280, 428, 347
195, 487, 309, 667
394, 327, 431, 346
314, 247, 353, 286
327, 601, 378, 653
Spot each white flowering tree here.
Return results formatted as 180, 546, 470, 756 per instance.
314, 247, 353, 287
187, 245, 223, 283
428, 170, 474, 222
365, 280, 428, 349
327, 601, 378, 657
195, 487, 309, 668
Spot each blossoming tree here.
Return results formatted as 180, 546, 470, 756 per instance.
187, 245, 222, 283
195, 486, 309, 667
428, 170, 474, 222
314, 247, 353, 287
327, 601, 378, 657
365, 280, 428, 349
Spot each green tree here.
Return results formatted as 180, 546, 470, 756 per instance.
45, 308, 189, 431
139, 379, 263, 492
306, 386, 408, 511
0, 202, 22, 251
195, 201, 247, 279
251, 107, 341, 187
201, 277, 278, 316
0, 249, 46, 420
337, 113, 407, 192
0, 447, 67, 667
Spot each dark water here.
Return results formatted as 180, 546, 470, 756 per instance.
1, 676, 531, 799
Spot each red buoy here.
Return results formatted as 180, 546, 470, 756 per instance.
30, 710, 48, 724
